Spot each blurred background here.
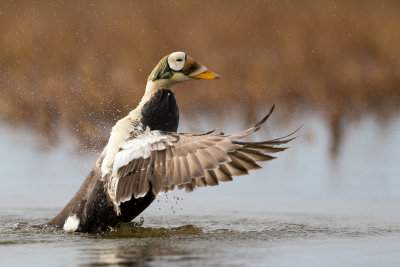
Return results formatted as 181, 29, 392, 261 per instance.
1, 1, 400, 266
1, 0, 399, 153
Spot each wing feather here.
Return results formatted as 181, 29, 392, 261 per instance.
214, 167, 233, 182
229, 153, 261, 171
225, 161, 249, 176
104, 106, 297, 210
205, 170, 219, 186
179, 156, 190, 184
131, 158, 145, 199
164, 157, 175, 186
187, 153, 205, 178
173, 156, 182, 186
195, 177, 207, 187
236, 148, 277, 162
196, 149, 219, 170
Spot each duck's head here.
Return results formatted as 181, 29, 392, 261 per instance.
147, 51, 220, 89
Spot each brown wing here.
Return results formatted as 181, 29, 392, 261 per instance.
107, 105, 298, 207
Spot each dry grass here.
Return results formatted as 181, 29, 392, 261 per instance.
1, 0, 399, 150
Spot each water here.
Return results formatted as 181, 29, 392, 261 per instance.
1, 114, 400, 266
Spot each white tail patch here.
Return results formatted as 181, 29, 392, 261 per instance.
63, 214, 80, 232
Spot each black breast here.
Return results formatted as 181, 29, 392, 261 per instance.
141, 89, 179, 132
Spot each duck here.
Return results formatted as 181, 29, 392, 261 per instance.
48, 51, 295, 233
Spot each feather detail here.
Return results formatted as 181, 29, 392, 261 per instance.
103, 106, 297, 211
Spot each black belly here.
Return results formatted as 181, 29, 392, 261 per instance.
140, 89, 179, 132
78, 180, 156, 233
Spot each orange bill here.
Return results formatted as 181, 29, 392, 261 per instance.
191, 70, 221, 79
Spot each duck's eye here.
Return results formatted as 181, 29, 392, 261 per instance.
176, 58, 183, 62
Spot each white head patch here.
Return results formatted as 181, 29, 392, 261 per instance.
168, 51, 186, 71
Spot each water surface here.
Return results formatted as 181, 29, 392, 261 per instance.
1, 114, 400, 266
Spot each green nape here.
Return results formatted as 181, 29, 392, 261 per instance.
148, 55, 173, 81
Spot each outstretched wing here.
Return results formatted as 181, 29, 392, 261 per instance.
105, 105, 297, 209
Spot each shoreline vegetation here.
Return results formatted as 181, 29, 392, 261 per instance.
1, 1, 399, 154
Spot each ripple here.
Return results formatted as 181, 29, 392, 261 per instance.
2, 212, 400, 247
104, 223, 203, 238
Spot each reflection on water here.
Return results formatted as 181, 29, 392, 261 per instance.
0, 113, 400, 266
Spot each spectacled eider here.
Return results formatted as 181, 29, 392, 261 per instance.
48, 51, 295, 233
